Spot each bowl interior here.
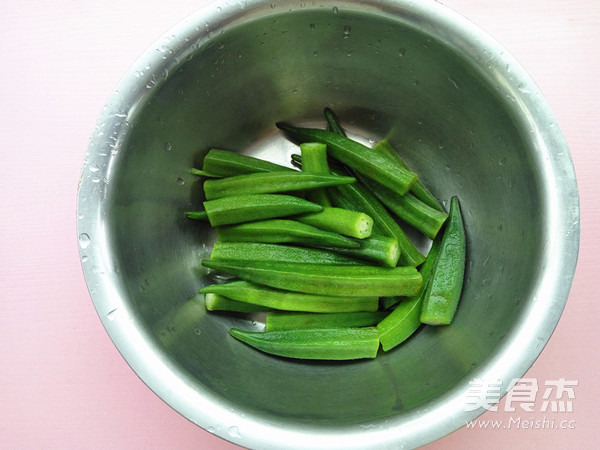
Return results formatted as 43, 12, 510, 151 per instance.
81, 1, 578, 447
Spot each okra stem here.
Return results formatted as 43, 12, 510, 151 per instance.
203, 194, 322, 226
199, 280, 379, 312
324, 107, 347, 137
229, 327, 380, 360
189, 168, 221, 178
186, 210, 209, 221
203, 171, 355, 200
201, 259, 423, 297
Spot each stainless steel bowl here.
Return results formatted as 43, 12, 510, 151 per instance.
77, 0, 580, 448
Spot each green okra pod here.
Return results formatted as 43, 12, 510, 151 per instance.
201, 259, 422, 297
203, 171, 355, 200
295, 206, 374, 239
326, 234, 400, 267
291, 153, 424, 265
215, 218, 359, 249
209, 241, 362, 266
229, 327, 380, 360
300, 142, 332, 206
329, 180, 426, 266
276, 123, 417, 195
420, 196, 467, 325
204, 292, 272, 312
203, 194, 322, 226
265, 311, 387, 332
377, 233, 443, 351
373, 140, 445, 212
199, 280, 378, 312
353, 170, 448, 239
202, 148, 294, 176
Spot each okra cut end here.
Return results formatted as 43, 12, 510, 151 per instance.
355, 213, 374, 239
419, 297, 456, 326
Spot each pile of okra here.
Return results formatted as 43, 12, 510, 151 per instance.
187, 108, 466, 360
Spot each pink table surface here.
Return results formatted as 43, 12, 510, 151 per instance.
1, 0, 598, 448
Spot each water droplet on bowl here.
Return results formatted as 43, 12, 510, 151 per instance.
228, 426, 241, 438
448, 76, 461, 89
79, 233, 91, 249
107, 308, 118, 321
343, 25, 351, 38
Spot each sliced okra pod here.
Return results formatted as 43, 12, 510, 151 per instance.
295, 206, 374, 240
204, 292, 272, 313
215, 218, 359, 249
420, 196, 467, 325
209, 241, 362, 266
372, 140, 445, 212
203, 171, 355, 200
353, 170, 448, 239
325, 234, 400, 268
330, 181, 425, 266
300, 142, 332, 206
202, 194, 322, 226
199, 280, 378, 312
201, 259, 422, 297
377, 233, 443, 351
202, 148, 294, 176
229, 327, 380, 360
265, 311, 387, 332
